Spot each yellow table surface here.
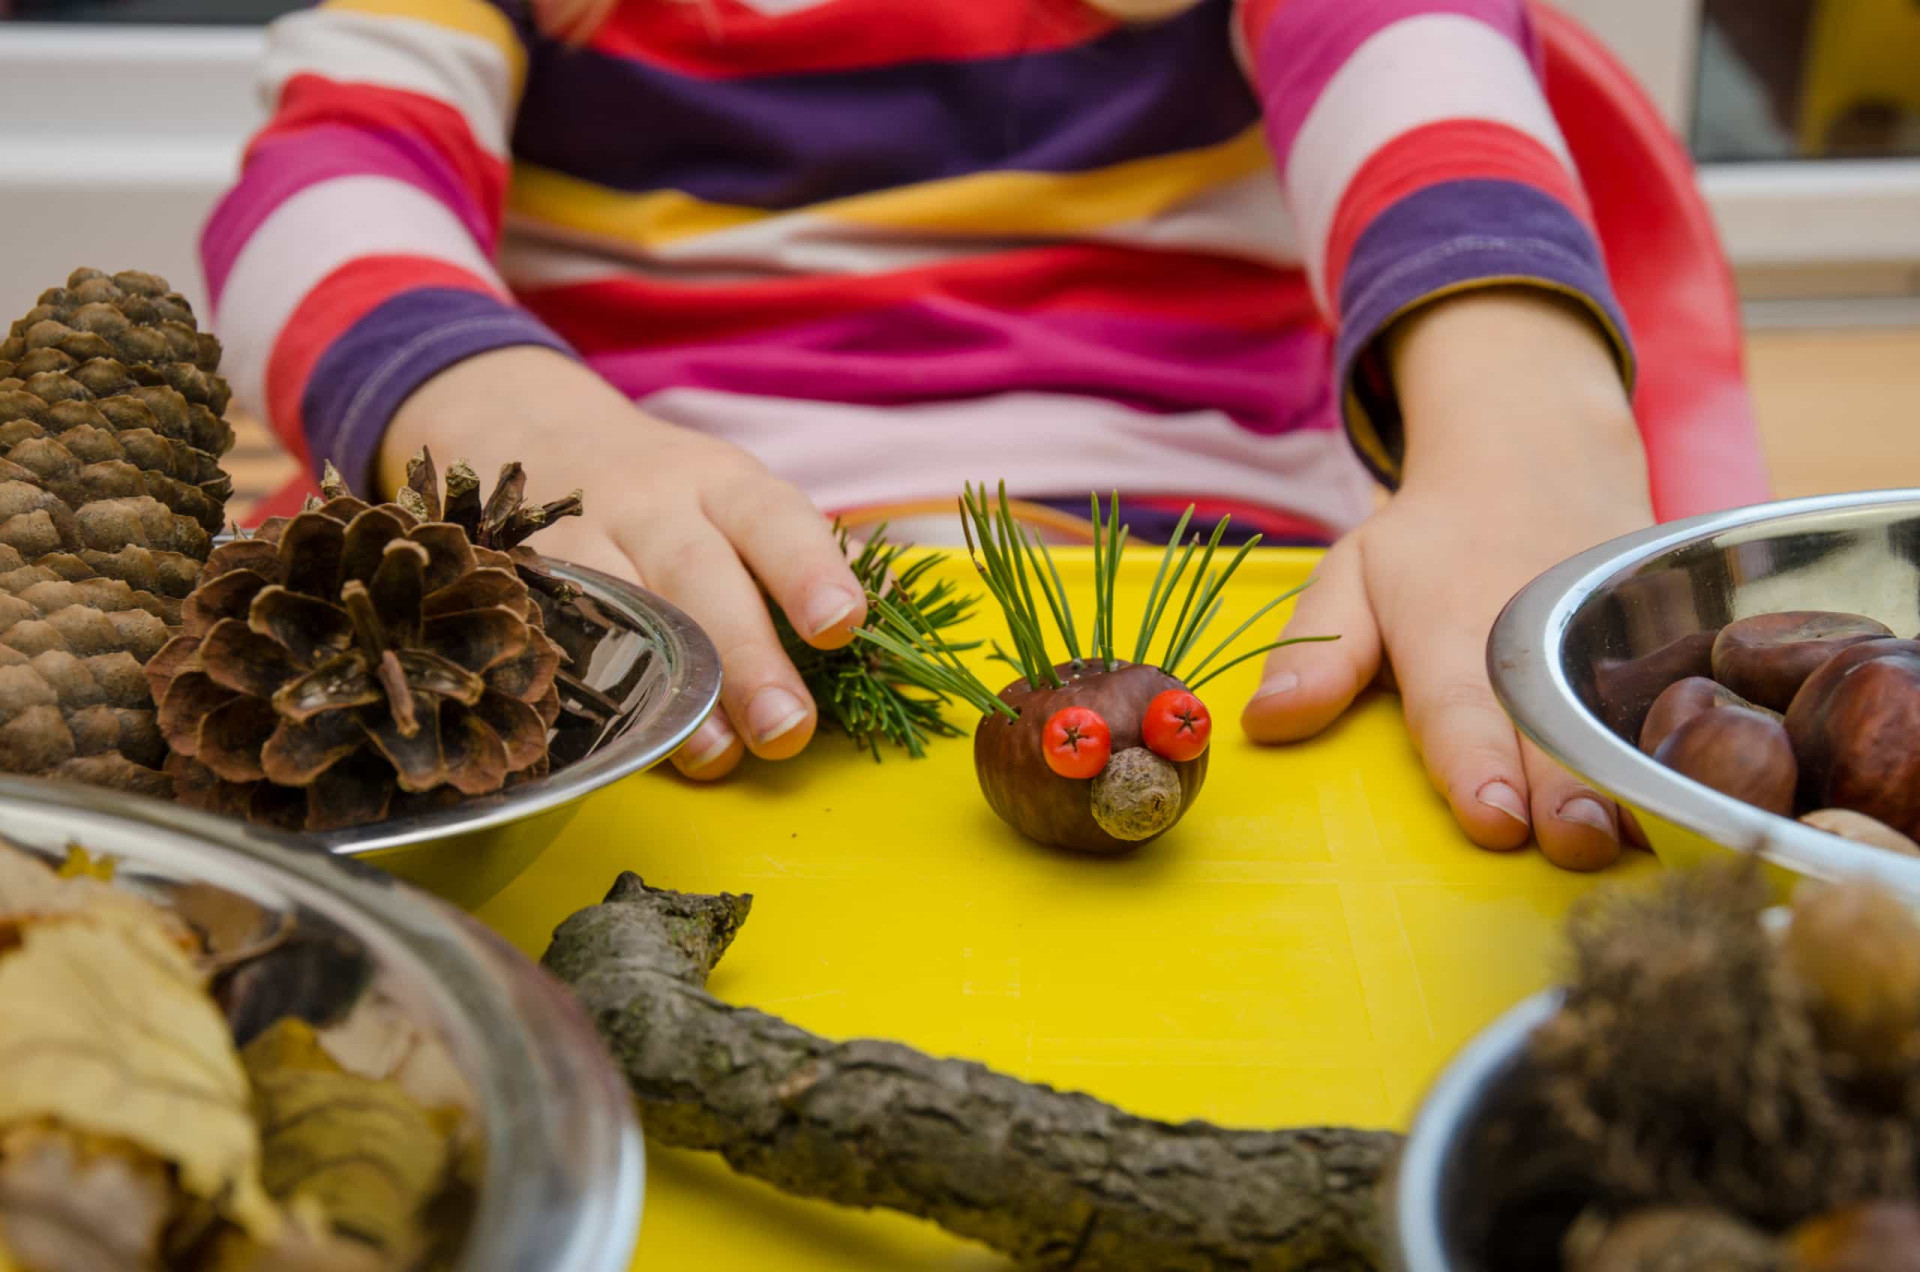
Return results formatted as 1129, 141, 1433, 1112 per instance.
474, 548, 1659, 1271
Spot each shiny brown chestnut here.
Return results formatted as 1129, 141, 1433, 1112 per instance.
1638, 676, 1766, 756
974, 662, 1207, 855
1784, 639, 1920, 837
1710, 611, 1892, 713
1651, 705, 1798, 816
1591, 630, 1719, 743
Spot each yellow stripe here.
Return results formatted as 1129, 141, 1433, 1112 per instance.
322, 0, 528, 97
508, 169, 767, 245
508, 126, 1271, 250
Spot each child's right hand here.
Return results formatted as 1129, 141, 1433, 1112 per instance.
377, 346, 868, 780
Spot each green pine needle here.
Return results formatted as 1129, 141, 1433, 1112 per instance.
820, 489, 1341, 733
775, 523, 985, 760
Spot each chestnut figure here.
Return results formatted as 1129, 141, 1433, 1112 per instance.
1785, 639, 1920, 837
1652, 705, 1798, 816
1638, 676, 1762, 756
976, 663, 1206, 854
858, 486, 1334, 856
1710, 611, 1892, 713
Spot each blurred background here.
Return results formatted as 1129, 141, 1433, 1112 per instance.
0, 0, 1915, 515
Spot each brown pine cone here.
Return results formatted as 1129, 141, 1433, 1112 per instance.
0, 268, 237, 797
148, 455, 577, 831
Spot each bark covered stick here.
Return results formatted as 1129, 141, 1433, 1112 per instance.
541, 872, 1399, 1271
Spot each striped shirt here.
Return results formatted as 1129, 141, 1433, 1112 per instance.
202, 0, 1631, 545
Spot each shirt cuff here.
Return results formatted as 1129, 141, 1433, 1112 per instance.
300, 286, 577, 496
1332, 179, 1634, 486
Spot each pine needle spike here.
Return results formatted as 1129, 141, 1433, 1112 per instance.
1134, 505, 1194, 664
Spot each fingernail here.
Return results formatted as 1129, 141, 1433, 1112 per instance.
1476, 780, 1529, 827
1253, 672, 1300, 700
748, 687, 809, 745
1558, 796, 1616, 838
804, 587, 860, 639
677, 718, 735, 772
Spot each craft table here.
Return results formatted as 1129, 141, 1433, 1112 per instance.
473, 548, 1658, 1270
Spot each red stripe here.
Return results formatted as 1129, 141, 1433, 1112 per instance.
264, 255, 501, 463
587, 0, 1114, 79
1323, 119, 1589, 301
252, 74, 509, 237
1237, 0, 1284, 48
520, 245, 1313, 355
1128, 493, 1338, 544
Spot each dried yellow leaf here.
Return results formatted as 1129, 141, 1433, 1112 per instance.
0, 1124, 172, 1272
0, 914, 278, 1238
318, 996, 474, 1116
0, 837, 192, 952
166, 880, 290, 971
239, 1022, 445, 1260
244, 1021, 450, 1259
54, 844, 113, 882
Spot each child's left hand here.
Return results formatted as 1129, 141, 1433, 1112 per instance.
1243, 289, 1655, 871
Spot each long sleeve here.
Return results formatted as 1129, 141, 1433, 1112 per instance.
201, 0, 575, 490
1235, 0, 1634, 484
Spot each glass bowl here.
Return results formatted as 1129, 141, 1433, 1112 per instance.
0, 773, 644, 1270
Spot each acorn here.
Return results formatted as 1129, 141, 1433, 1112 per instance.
975, 664, 1205, 852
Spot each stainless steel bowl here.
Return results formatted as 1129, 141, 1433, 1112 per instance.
0, 773, 643, 1271
1489, 489, 1920, 904
1388, 990, 1559, 1272
309, 558, 721, 909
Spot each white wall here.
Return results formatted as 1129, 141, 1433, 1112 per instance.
0, 27, 263, 318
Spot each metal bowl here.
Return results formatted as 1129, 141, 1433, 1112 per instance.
1388, 989, 1560, 1272
1392, 907, 1798, 1270
307, 558, 721, 909
1489, 489, 1920, 905
0, 773, 643, 1270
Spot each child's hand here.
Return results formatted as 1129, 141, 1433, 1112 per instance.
379, 347, 867, 781
1243, 290, 1654, 871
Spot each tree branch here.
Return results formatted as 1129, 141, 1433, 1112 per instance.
541, 873, 1398, 1270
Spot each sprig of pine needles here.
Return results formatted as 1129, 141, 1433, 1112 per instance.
774, 525, 983, 759
853, 483, 1340, 720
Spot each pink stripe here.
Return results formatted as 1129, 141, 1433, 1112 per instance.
1245, 0, 1536, 162
571, 301, 1334, 437
201, 126, 491, 307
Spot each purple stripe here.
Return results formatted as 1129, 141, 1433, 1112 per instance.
514, 0, 1256, 208
201, 126, 493, 308
582, 301, 1334, 437
304, 287, 575, 493
1028, 499, 1333, 548
1333, 178, 1629, 485
1249, 0, 1536, 161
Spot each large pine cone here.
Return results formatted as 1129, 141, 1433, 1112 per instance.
148, 455, 577, 831
0, 269, 236, 797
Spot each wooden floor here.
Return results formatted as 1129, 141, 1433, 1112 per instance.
223, 326, 1920, 521
1747, 326, 1920, 499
